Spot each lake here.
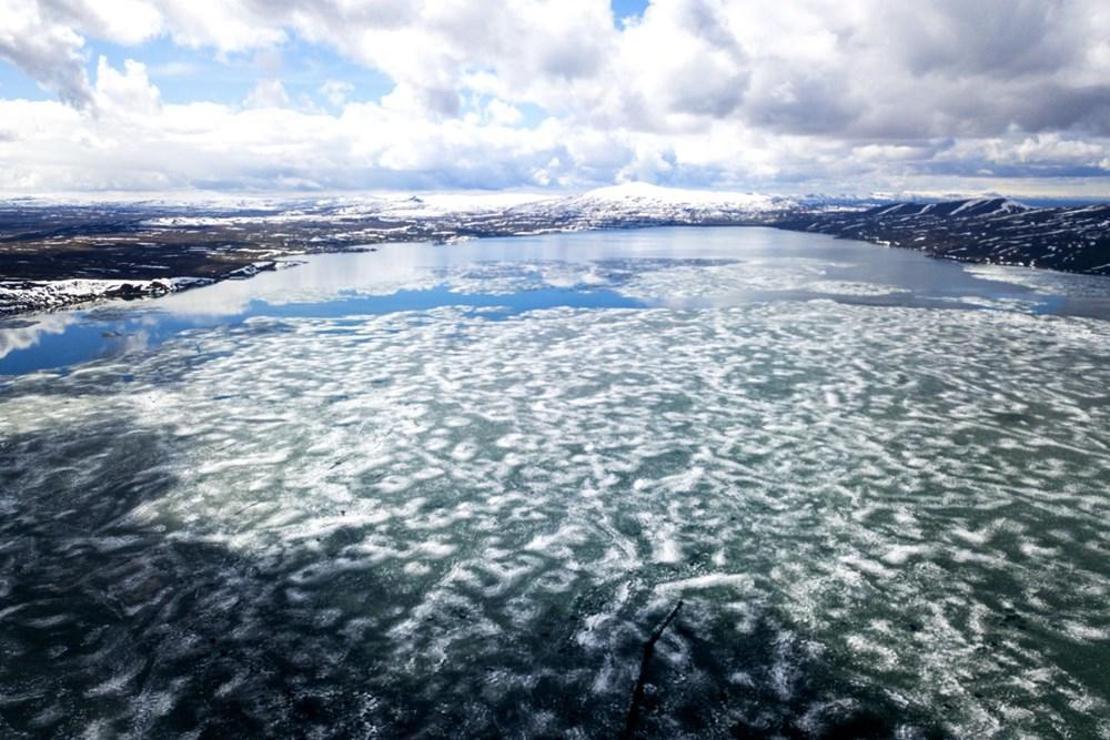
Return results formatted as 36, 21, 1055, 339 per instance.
1, 227, 1108, 737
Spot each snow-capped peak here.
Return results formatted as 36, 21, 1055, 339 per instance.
572, 181, 792, 211
949, 197, 1030, 216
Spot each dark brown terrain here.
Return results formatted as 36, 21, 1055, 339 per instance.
1, 193, 1107, 316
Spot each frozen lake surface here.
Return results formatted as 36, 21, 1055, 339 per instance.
1, 228, 1109, 737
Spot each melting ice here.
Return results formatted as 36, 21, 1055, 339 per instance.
1, 227, 1109, 738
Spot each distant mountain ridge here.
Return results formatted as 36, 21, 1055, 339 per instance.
868, 198, 1029, 218
493, 182, 799, 231
1, 187, 1108, 315
775, 197, 1110, 274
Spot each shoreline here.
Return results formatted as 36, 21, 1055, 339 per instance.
2, 221, 1108, 320
1, 188, 1107, 319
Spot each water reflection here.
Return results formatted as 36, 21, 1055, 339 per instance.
3, 226, 1110, 737
3, 226, 1110, 376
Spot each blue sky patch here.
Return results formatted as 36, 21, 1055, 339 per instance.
611, 0, 650, 25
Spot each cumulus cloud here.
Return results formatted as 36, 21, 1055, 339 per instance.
320, 79, 353, 108
0, 0, 93, 107
94, 56, 160, 113
0, 0, 1107, 194
244, 78, 290, 109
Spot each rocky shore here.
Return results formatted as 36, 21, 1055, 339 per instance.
1, 186, 1106, 317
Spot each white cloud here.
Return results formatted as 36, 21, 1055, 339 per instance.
485, 99, 523, 127
0, 0, 93, 107
94, 57, 160, 114
49, 0, 163, 46
244, 79, 290, 109
0, 0, 1108, 194
320, 79, 353, 108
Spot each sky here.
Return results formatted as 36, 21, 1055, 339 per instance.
0, 0, 1108, 197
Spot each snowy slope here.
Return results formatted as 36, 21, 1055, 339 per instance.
778, 198, 1110, 273
496, 182, 798, 231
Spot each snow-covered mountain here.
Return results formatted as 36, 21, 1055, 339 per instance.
462, 182, 798, 235
137, 184, 796, 232
1, 187, 1108, 316
867, 198, 1030, 218
778, 198, 1110, 273
543, 182, 794, 219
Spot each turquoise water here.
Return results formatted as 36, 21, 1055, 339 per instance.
1, 227, 1109, 737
